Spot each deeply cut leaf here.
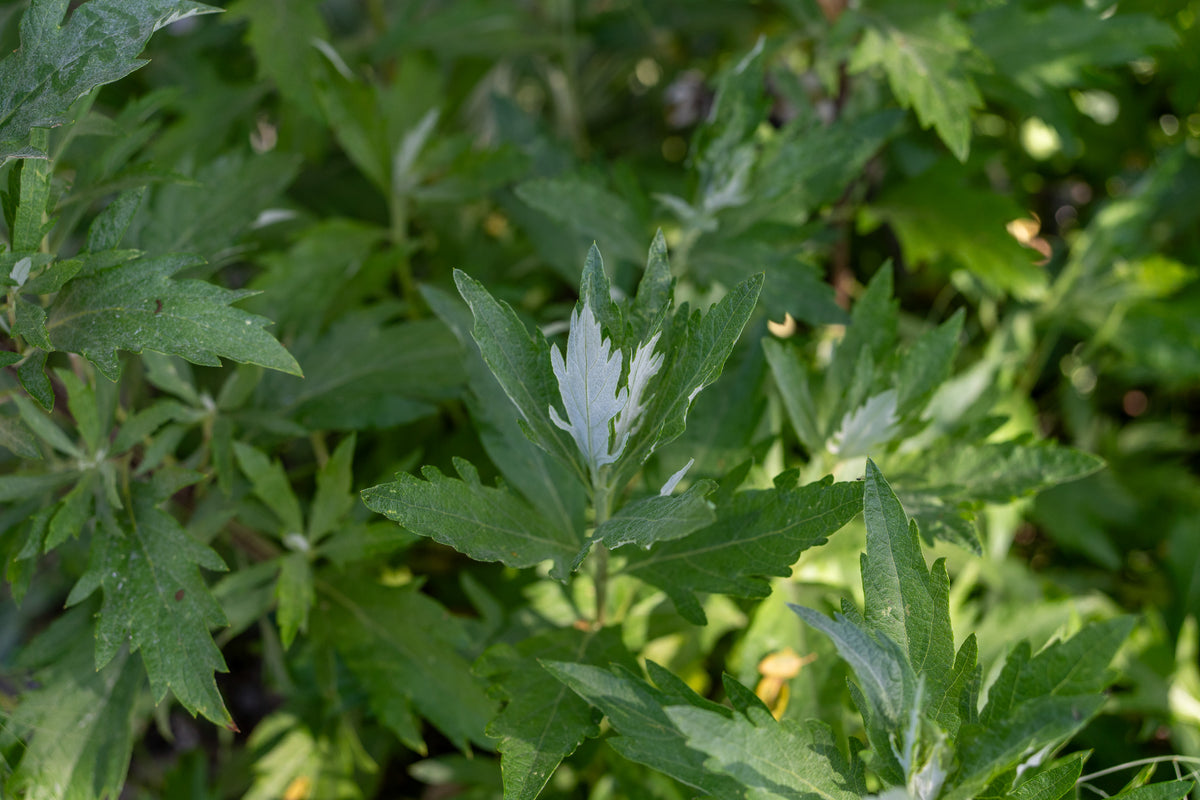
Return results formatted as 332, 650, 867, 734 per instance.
64, 478, 233, 727
46, 253, 300, 381
477, 627, 636, 800
0, 0, 221, 163
361, 457, 583, 580
622, 477, 863, 624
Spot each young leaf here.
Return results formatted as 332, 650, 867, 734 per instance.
64, 477, 233, 727
613, 272, 764, 488
0, 0, 221, 163
477, 627, 637, 800
233, 441, 304, 535
46, 253, 301, 380
312, 573, 495, 753
621, 477, 864, 624
548, 303, 629, 474
594, 479, 718, 552
362, 457, 584, 580
454, 269, 588, 483
423, 284, 588, 543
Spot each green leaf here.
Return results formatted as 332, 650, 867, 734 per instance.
974, 5, 1176, 91
544, 661, 745, 798
860, 161, 1043, 297
313, 573, 495, 753
897, 440, 1105, 507
228, 0, 328, 118
478, 626, 636, 800
0, 411, 41, 459
614, 272, 764, 489
362, 457, 582, 580
0, 0, 221, 163
125, 151, 300, 257
850, 8, 982, 161
308, 433, 356, 544
261, 310, 460, 431
45, 472, 96, 551
13, 392, 81, 457
111, 398, 192, 454
423, 284, 588, 543
622, 477, 863, 624
1010, 616, 1136, 702
595, 480, 718, 552
515, 174, 646, 267
895, 309, 964, 417
274, 551, 312, 649
861, 460, 955, 698
628, 230, 674, 344
7, 607, 143, 800
65, 479, 232, 727
1111, 782, 1197, 800
46, 252, 301, 380
947, 695, 1107, 799
85, 188, 145, 252
764, 337, 822, 451
18, 349, 54, 409
789, 605, 913, 729
666, 702, 861, 800
13, 128, 51, 250
246, 219, 384, 334
1008, 753, 1086, 800
232, 441, 304, 535
454, 269, 588, 483
21, 258, 81, 295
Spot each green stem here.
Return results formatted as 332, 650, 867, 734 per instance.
591, 470, 613, 627
389, 195, 421, 319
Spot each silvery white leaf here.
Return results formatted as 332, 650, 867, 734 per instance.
549, 304, 628, 473
828, 389, 899, 459
659, 458, 695, 496
613, 331, 663, 450
10, 256, 32, 287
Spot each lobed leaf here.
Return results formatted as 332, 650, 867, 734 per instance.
46, 253, 301, 381
544, 660, 745, 798
361, 457, 583, 580
64, 478, 233, 727
0, 0, 221, 162
477, 627, 636, 800
313, 574, 495, 753
622, 477, 863, 624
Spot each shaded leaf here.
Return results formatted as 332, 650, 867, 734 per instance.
7, 607, 143, 800
314, 573, 495, 753
544, 660, 745, 798
64, 478, 233, 727
477, 627, 636, 800
0, 0, 220, 163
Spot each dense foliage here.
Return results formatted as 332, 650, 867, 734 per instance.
2, 0, 1200, 797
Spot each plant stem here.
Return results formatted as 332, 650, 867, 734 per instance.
592, 471, 613, 627
389, 194, 421, 319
